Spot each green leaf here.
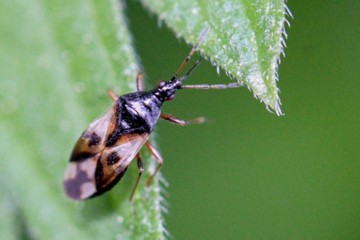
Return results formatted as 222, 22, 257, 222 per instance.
0, 0, 164, 239
0, 0, 289, 239
141, 0, 290, 115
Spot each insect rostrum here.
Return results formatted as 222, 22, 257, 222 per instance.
63, 27, 241, 201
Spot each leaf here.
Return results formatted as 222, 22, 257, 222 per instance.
0, 0, 164, 239
140, 0, 290, 115
0, 0, 290, 239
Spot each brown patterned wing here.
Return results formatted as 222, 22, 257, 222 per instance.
69, 104, 117, 161
63, 104, 117, 200
94, 133, 149, 196
63, 153, 100, 200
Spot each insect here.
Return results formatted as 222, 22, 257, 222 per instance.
63, 26, 241, 200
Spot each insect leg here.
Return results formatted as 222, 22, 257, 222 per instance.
129, 153, 144, 201
107, 89, 118, 101
181, 82, 243, 89
136, 73, 145, 91
145, 142, 164, 186
160, 113, 205, 126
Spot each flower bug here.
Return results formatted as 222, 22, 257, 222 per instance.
63, 26, 242, 200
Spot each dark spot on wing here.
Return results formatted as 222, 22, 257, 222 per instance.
95, 161, 104, 190
106, 101, 123, 147
91, 167, 128, 198
63, 165, 92, 200
70, 151, 96, 162
106, 128, 122, 147
88, 132, 101, 147
107, 151, 121, 166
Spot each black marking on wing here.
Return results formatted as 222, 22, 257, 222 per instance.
64, 168, 91, 199
88, 132, 101, 147
107, 151, 120, 166
91, 165, 128, 198
63, 155, 99, 200
106, 100, 123, 147
95, 160, 104, 189
106, 128, 122, 147
70, 151, 96, 162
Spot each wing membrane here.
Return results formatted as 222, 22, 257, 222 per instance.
63, 153, 100, 199
69, 103, 117, 161
95, 133, 149, 192
64, 100, 150, 199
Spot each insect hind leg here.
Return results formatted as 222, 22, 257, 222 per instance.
129, 153, 144, 201
145, 142, 164, 186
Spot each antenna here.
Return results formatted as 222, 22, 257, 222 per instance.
171, 26, 210, 81
178, 59, 202, 83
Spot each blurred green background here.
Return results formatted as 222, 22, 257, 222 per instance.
127, 1, 360, 239
1, 0, 359, 239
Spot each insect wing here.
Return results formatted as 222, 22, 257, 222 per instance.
95, 133, 149, 196
63, 153, 100, 200
70, 105, 116, 160
63, 104, 116, 200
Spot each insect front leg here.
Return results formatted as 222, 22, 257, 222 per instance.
107, 89, 118, 101
160, 113, 205, 126
145, 142, 164, 186
129, 153, 144, 201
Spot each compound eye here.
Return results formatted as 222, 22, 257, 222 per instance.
157, 80, 166, 88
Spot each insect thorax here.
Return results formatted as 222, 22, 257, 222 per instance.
118, 92, 162, 134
